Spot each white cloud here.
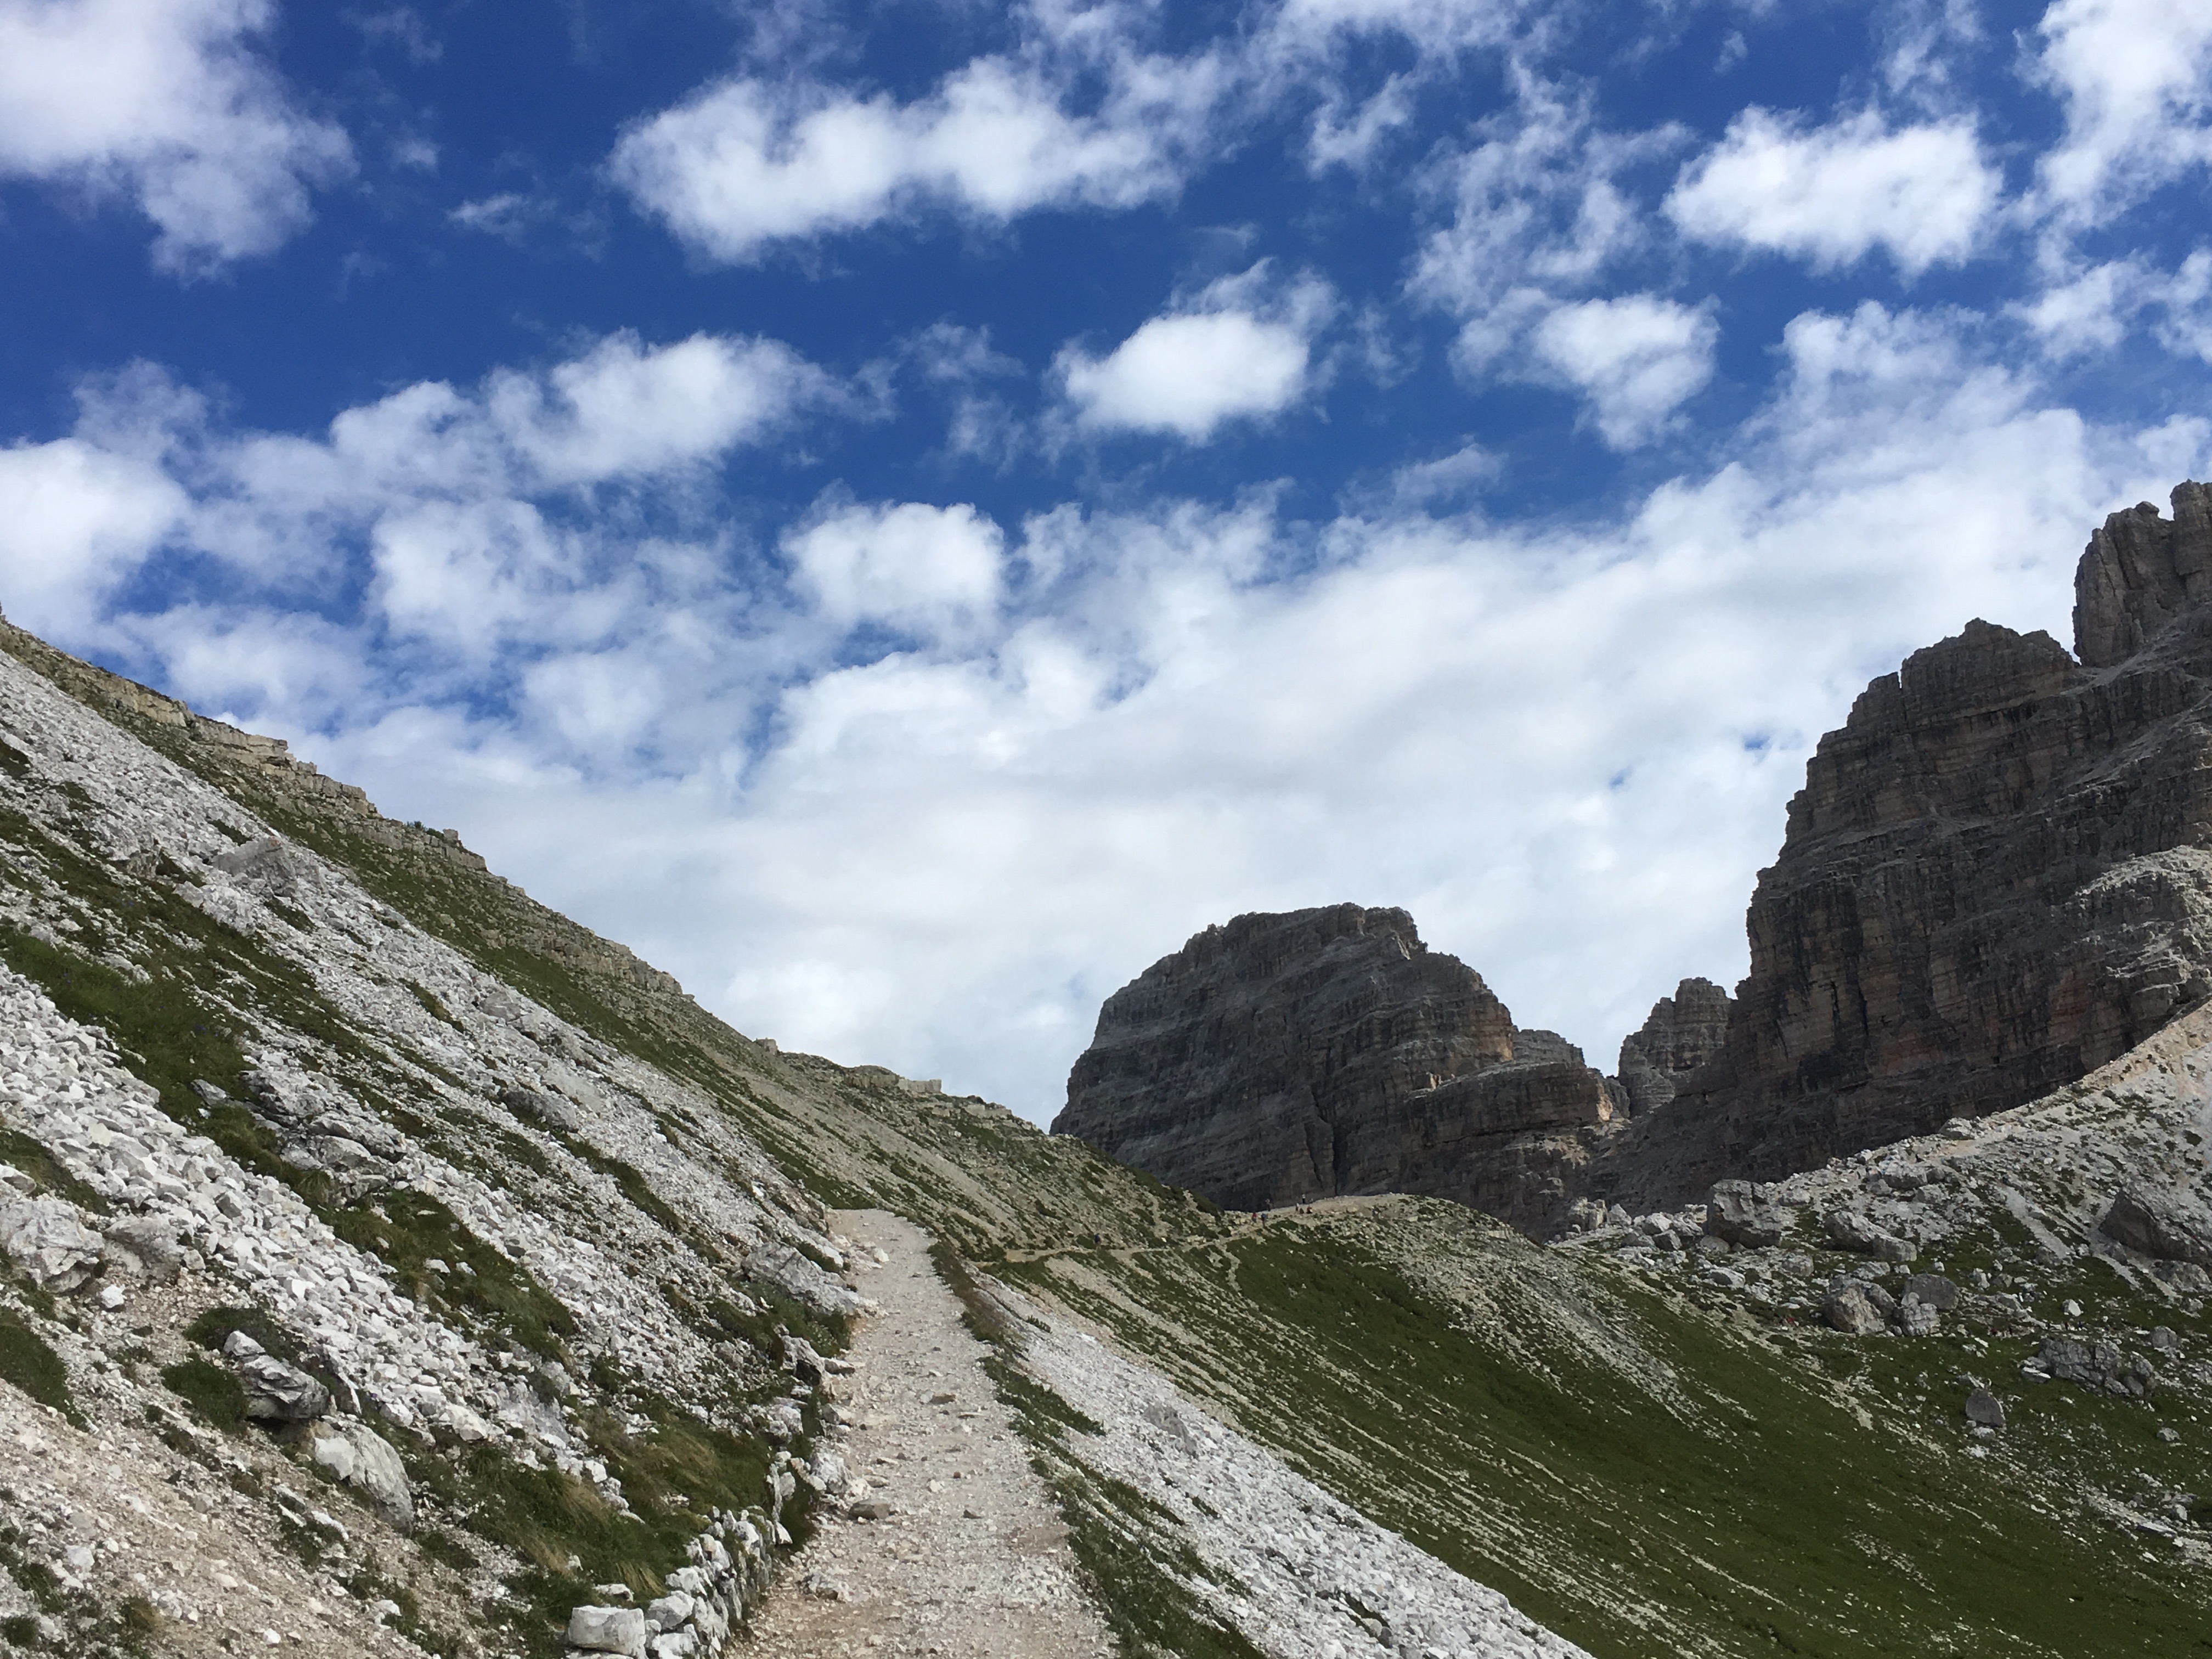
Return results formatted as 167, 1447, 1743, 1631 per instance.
0, 0, 351, 272
0, 332, 839, 681
2151, 249, 2212, 363
1667, 108, 1999, 274
488, 332, 836, 487
786, 501, 1006, 644
1530, 295, 1717, 448
2031, 0, 2212, 227
1061, 312, 1311, 441
0, 439, 186, 635
1057, 265, 1331, 442
1271, 0, 1527, 54
368, 498, 578, 659
1409, 76, 1671, 322
448, 193, 546, 239
2014, 258, 2147, 356
609, 49, 1220, 262
1305, 72, 1418, 171
1878, 0, 1982, 107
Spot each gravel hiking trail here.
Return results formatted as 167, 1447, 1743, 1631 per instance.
744, 1210, 1113, 1659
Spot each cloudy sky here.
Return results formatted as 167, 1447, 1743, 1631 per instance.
2, 0, 2210, 1120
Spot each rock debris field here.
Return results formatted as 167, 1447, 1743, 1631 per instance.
746, 1210, 1113, 1659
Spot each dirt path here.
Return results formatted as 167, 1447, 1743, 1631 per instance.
743, 1210, 1114, 1659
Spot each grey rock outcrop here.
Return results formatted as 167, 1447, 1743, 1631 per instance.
746, 1242, 864, 1322
0, 1195, 103, 1290
1821, 1280, 1887, 1334
1704, 1179, 1788, 1247
311, 1422, 414, 1527
567, 1605, 648, 1655
1053, 905, 1616, 1233
221, 1330, 331, 1421
1826, 1210, 1915, 1262
2101, 1184, 2212, 1267
2037, 1337, 2159, 1397
1902, 1272, 1960, 1312
103, 1215, 183, 1282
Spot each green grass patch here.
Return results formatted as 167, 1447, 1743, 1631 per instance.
706, 1284, 849, 1362
554, 1136, 687, 1238
185, 1302, 302, 1363
0, 1313, 76, 1423
425, 1391, 787, 1659
160, 1358, 247, 1431
1011, 1208, 2212, 1659
327, 1192, 574, 1358
407, 980, 458, 1025
0, 1126, 109, 1215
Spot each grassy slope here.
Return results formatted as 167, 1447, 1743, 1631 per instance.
992, 1200, 2212, 1659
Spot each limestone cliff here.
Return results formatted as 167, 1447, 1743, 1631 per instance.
1052, 904, 1615, 1232
1612, 482, 2212, 1202
1615, 978, 1731, 1116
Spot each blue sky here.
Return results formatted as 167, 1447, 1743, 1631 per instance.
3, 0, 2211, 1119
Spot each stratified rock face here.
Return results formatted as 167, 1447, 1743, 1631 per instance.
1616, 979, 1731, 1115
1627, 482, 2212, 1200
1053, 905, 1613, 1231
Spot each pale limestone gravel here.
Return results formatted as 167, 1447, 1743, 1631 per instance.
1000, 1277, 1597, 1659
744, 1210, 1114, 1659
0, 1381, 428, 1657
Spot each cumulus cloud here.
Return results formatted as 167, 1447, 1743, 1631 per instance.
0, 0, 352, 272
1061, 313, 1311, 441
2014, 258, 2147, 356
0, 331, 842, 688
786, 501, 1006, 644
609, 50, 1220, 262
2031, 0, 2212, 227
0, 439, 187, 636
1667, 108, 1999, 274
1527, 295, 1718, 449
1057, 266, 1332, 441
488, 332, 837, 487
1406, 74, 1702, 441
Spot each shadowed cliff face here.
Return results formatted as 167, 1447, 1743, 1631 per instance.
1052, 904, 1616, 1231
1609, 481, 2212, 1204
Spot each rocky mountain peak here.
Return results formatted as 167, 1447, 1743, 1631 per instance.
1603, 479, 2212, 1205
2074, 481, 2212, 668
1054, 904, 1615, 1230
1616, 978, 1732, 1116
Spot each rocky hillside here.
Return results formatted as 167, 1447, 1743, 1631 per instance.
0, 615, 1243, 1659
1052, 905, 1618, 1232
988, 1009, 2212, 1658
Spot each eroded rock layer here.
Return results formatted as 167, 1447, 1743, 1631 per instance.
1617, 482, 2212, 1202
1052, 905, 1613, 1231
